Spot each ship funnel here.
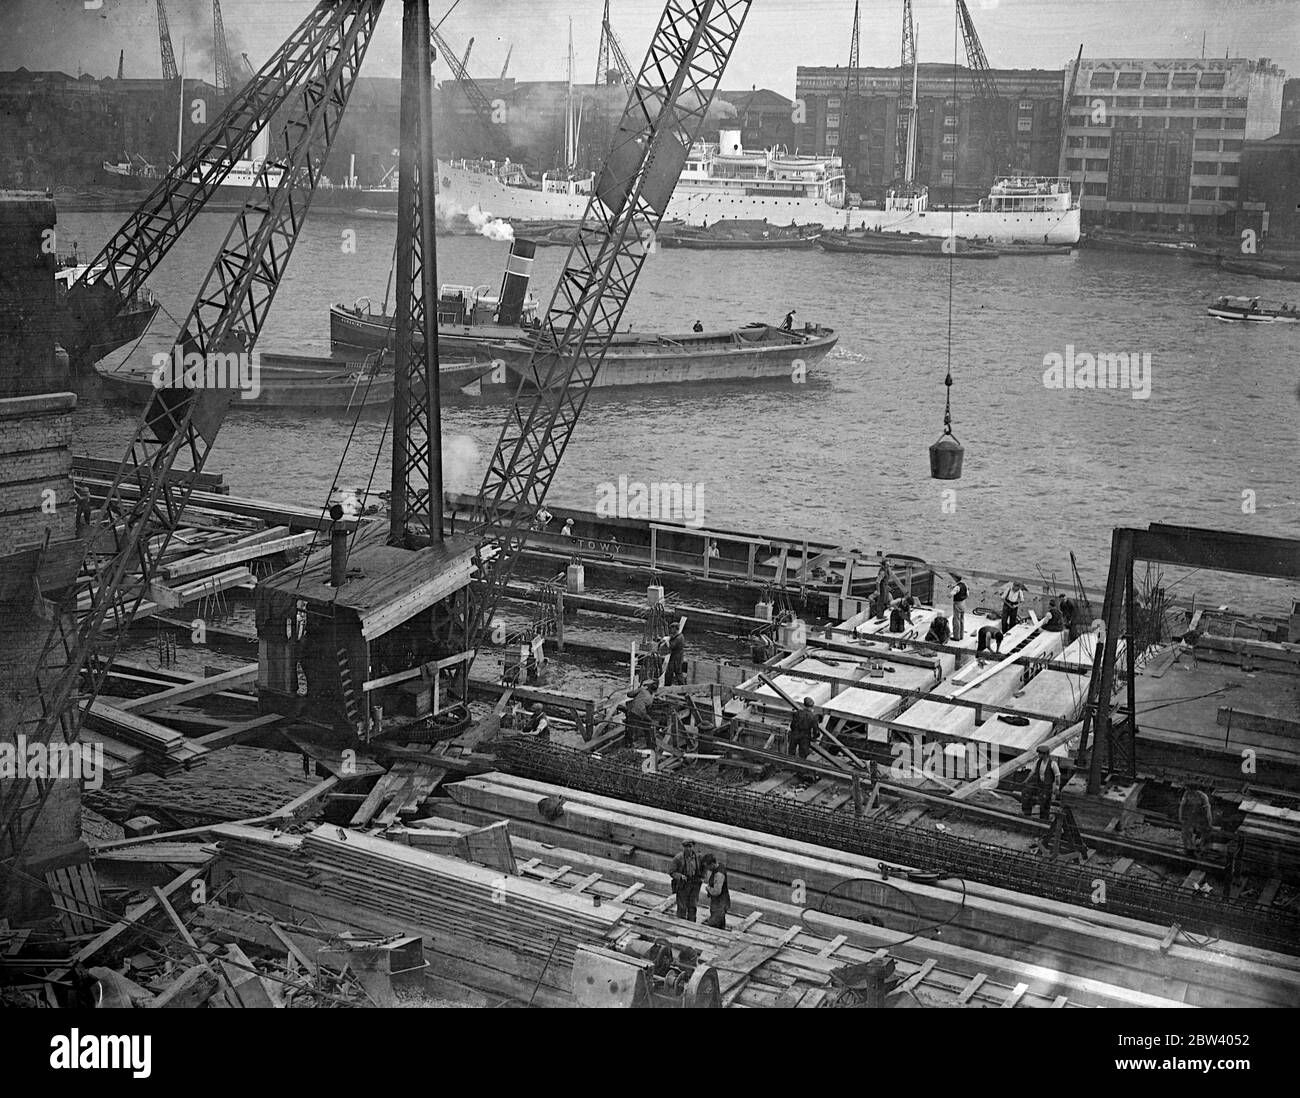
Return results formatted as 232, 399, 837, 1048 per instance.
496, 237, 537, 327
719, 127, 742, 155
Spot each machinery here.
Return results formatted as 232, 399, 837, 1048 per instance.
573, 942, 721, 1008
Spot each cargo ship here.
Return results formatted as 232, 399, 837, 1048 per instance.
438, 128, 1082, 244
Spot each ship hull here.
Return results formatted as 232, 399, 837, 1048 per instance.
484, 325, 838, 389
438, 161, 1082, 244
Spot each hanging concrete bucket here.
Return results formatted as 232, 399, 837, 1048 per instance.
929, 431, 964, 480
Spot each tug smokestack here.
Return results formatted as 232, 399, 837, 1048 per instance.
496, 237, 536, 327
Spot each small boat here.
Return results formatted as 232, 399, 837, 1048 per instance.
1081, 230, 1197, 255
94, 351, 492, 410
817, 229, 999, 259
658, 219, 824, 250
1206, 296, 1300, 323
55, 260, 161, 370
483, 322, 838, 389
1218, 259, 1300, 284
995, 242, 1075, 257
331, 286, 541, 356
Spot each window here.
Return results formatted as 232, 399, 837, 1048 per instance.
1069, 113, 1090, 127
1191, 186, 1217, 200
1143, 96, 1168, 108
1196, 97, 1223, 109
1083, 181, 1107, 195
1200, 72, 1226, 89
944, 115, 958, 128
1196, 116, 1222, 129
1065, 156, 1083, 171
939, 170, 954, 183
941, 151, 955, 161
1226, 97, 1247, 110
1086, 135, 1110, 148
1089, 72, 1116, 88
1085, 157, 1109, 171
1192, 161, 1219, 175
1067, 136, 1084, 148
1194, 138, 1219, 151
1116, 72, 1142, 89
1172, 72, 1198, 88
1220, 138, 1243, 151
1018, 99, 1034, 111
1168, 116, 1195, 130
1224, 116, 1245, 129
1116, 96, 1141, 108
942, 133, 956, 144
1017, 117, 1032, 131
826, 113, 840, 127
828, 97, 841, 108
1070, 95, 1089, 107
944, 97, 959, 108
1142, 72, 1170, 88
825, 129, 839, 144
1170, 96, 1194, 108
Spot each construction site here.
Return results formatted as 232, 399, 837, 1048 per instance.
1, 0, 1298, 1030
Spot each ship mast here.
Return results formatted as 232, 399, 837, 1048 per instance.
565, 19, 577, 173
176, 39, 185, 164
903, 28, 918, 184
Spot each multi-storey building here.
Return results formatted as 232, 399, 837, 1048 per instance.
1062, 57, 1287, 235
794, 64, 1066, 201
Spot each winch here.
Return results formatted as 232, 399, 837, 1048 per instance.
572, 939, 721, 1008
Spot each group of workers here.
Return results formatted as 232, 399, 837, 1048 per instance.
668, 838, 731, 928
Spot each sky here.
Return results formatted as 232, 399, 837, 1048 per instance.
5, 0, 1298, 93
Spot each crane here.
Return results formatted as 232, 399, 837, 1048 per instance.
155, 0, 179, 82
458, 36, 475, 81
1058, 43, 1083, 178
956, 0, 1010, 181
1, 0, 386, 864
596, 1, 636, 86
841, 1, 861, 190
213, 0, 235, 93
895, 0, 916, 182
430, 24, 512, 160
457, 0, 752, 679
500, 44, 513, 82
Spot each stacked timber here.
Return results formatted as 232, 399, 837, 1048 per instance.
83, 701, 209, 776
1238, 801, 1300, 874
443, 772, 1300, 1008
211, 822, 855, 1006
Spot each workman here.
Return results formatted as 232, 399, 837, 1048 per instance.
524, 702, 550, 740
976, 626, 1003, 661
782, 309, 796, 331
692, 320, 704, 332
788, 697, 821, 759
665, 626, 687, 685
701, 854, 731, 929
1001, 582, 1026, 634
925, 614, 951, 645
1179, 784, 1214, 855
621, 681, 653, 749
949, 574, 968, 641
669, 839, 703, 921
888, 600, 908, 634
1021, 744, 1061, 821
1042, 597, 1065, 632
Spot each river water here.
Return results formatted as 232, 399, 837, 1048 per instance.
63, 209, 1300, 613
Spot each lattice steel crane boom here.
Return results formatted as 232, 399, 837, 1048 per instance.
213, 0, 235, 93
455, 0, 752, 675
957, 0, 1010, 180
0, 0, 385, 864
430, 25, 512, 159
156, 0, 179, 82
841, 1, 861, 189
598, 2, 637, 86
